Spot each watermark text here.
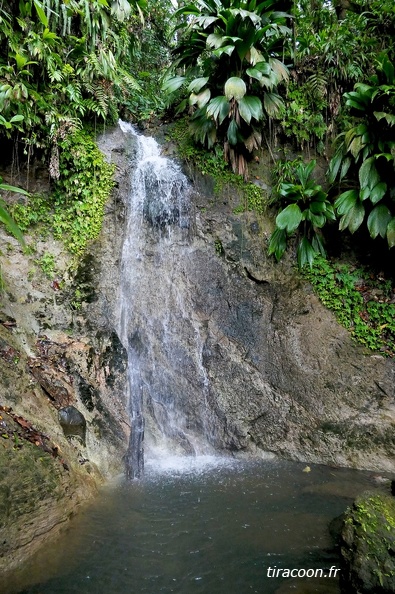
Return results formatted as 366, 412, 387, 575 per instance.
267, 566, 340, 579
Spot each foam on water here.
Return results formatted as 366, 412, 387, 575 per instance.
145, 454, 237, 477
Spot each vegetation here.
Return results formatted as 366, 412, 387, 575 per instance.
0, 0, 170, 257
164, 0, 291, 178
166, 118, 267, 214
11, 130, 115, 256
304, 257, 395, 355
329, 55, 395, 247
0, 178, 28, 246
268, 160, 335, 268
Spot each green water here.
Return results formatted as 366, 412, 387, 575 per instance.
3, 457, 384, 594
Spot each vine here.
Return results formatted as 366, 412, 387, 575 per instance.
303, 257, 395, 356
11, 130, 115, 257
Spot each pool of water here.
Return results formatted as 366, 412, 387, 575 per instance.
3, 457, 384, 594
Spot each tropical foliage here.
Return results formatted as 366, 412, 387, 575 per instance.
0, 179, 28, 246
268, 160, 335, 268
164, 0, 291, 178
284, 0, 395, 151
0, 0, 146, 160
0, 0, 395, 273
329, 55, 395, 247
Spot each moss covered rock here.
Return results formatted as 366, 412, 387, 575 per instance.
341, 492, 395, 593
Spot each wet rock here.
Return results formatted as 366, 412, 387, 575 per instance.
340, 492, 395, 593
28, 357, 73, 408
58, 406, 86, 443
93, 124, 395, 473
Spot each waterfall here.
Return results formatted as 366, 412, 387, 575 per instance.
118, 121, 197, 478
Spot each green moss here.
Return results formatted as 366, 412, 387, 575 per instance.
343, 493, 395, 591
0, 441, 63, 526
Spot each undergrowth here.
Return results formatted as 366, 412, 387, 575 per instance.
303, 257, 395, 356
11, 130, 115, 257
166, 119, 266, 215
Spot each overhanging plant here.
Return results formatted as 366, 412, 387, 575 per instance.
163, 0, 291, 179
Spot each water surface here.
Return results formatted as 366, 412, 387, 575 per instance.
3, 457, 384, 594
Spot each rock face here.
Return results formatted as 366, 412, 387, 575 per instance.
0, 132, 130, 574
96, 124, 394, 473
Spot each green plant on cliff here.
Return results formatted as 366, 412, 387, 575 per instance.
164, 0, 291, 179
0, 178, 27, 246
167, 118, 266, 214
268, 160, 335, 268
304, 257, 395, 355
36, 252, 56, 278
52, 130, 115, 255
328, 55, 395, 247
343, 494, 395, 590
11, 130, 114, 256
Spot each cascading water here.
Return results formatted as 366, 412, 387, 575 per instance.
118, 121, 206, 479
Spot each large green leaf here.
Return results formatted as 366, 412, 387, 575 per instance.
196, 88, 211, 108
303, 211, 326, 228
338, 201, 365, 233
227, 119, 239, 145
311, 233, 326, 257
369, 182, 387, 205
297, 237, 316, 269
195, 15, 219, 28
229, 8, 261, 25
206, 33, 226, 49
374, 112, 395, 127
367, 205, 392, 239
213, 45, 236, 57
360, 186, 371, 201
0, 184, 29, 196
358, 157, 378, 190
0, 199, 25, 245
276, 203, 302, 233
206, 96, 230, 124
381, 56, 395, 84
246, 67, 263, 83
224, 77, 246, 101
238, 96, 263, 124
263, 92, 284, 117
309, 201, 326, 214
349, 135, 364, 159
162, 76, 186, 93
340, 157, 352, 180
248, 46, 264, 66
188, 77, 209, 93
268, 227, 287, 261
334, 189, 358, 215
269, 58, 289, 83
328, 144, 346, 183
386, 217, 395, 248
33, 0, 49, 27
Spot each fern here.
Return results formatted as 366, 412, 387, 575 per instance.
306, 73, 327, 100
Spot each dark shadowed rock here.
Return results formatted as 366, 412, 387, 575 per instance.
58, 406, 86, 443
